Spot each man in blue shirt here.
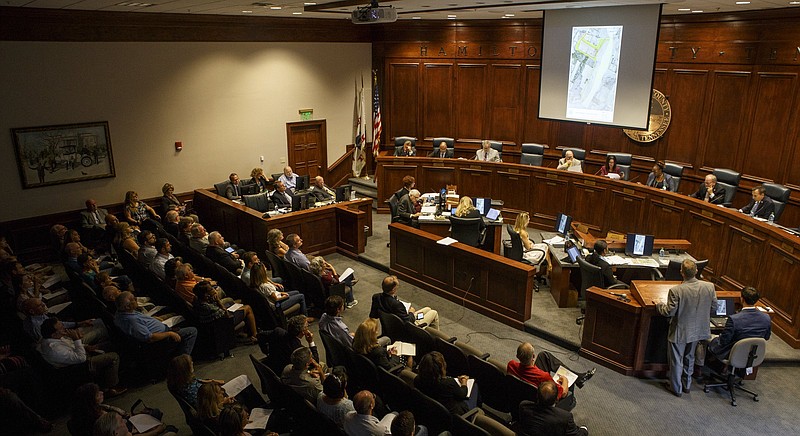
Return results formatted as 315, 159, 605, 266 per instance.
278, 166, 298, 192
285, 233, 311, 271
114, 291, 197, 355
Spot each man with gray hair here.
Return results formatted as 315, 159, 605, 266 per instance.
310, 175, 335, 201
655, 259, 717, 397
205, 231, 242, 274
285, 233, 311, 271
690, 174, 725, 204
281, 346, 326, 403
114, 291, 197, 356
397, 189, 421, 226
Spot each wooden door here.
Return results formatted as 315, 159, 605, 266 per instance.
286, 120, 327, 178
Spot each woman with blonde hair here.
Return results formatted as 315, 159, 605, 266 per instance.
248, 168, 272, 193
250, 262, 308, 316
123, 190, 160, 227
354, 319, 413, 381
454, 196, 480, 218
309, 256, 357, 309
113, 222, 139, 256
513, 212, 548, 264
266, 229, 289, 258
197, 382, 234, 432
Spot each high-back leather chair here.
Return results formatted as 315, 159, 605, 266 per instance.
763, 182, 791, 221
608, 153, 633, 180
394, 136, 417, 147
520, 143, 545, 166
432, 137, 455, 149
703, 337, 767, 406
576, 257, 604, 301
488, 140, 503, 160
449, 216, 483, 246
504, 224, 527, 263
713, 168, 741, 206
664, 162, 684, 192
213, 180, 230, 196
562, 147, 586, 161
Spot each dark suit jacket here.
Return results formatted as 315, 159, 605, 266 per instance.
428, 149, 454, 158
397, 194, 416, 225
740, 196, 775, 219
585, 252, 622, 288
691, 183, 726, 205
414, 376, 469, 415
369, 292, 413, 323
519, 401, 588, 436
394, 147, 416, 157
708, 308, 771, 359
271, 190, 293, 208
206, 245, 241, 274
261, 327, 320, 375
225, 183, 242, 200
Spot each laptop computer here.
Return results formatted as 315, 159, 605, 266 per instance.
711, 297, 736, 328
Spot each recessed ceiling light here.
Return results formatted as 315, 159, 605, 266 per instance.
447, 14, 456, 18
270, 6, 281, 10
735, 1, 750, 4
677, 8, 690, 11
790, 1, 800, 4
504, 13, 515, 17
303, 2, 316, 5
293, 12, 302, 15
412, 16, 421, 19
691, 9, 703, 12
242, 10, 252, 13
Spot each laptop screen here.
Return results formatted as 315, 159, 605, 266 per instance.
715, 298, 736, 316
486, 208, 501, 221
566, 245, 581, 263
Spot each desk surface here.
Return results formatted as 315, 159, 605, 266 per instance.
631, 280, 741, 307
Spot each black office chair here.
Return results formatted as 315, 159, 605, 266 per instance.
242, 193, 267, 212
505, 374, 540, 421
433, 337, 470, 377
703, 337, 767, 406
562, 147, 586, 161
403, 320, 437, 360
377, 366, 416, 412
763, 182, 791, 222
467, 354, 511, 418
576, 256, 627, 321
488, 140, 503, 161
409, 389, 455, 435
663, 259, 708, 281
713, 168, 741, 207
432, 137, 455, 149
213, 180, 230, 196
608, 153, 633, 181
449, 216, 484, 247
504, 224, 546, 291
394, 136, 417, 147
378, 311, 410, 343
664, 162, 684, 192
520, 143, 545, 166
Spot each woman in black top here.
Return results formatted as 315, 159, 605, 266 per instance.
353, 318, 413, 370
414, 351, 470, 415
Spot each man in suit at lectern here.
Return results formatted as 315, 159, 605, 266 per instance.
655, 259, 717, 397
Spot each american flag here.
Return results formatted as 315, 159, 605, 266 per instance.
372, 70, 382, 157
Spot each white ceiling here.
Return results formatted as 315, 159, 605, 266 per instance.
4, 0, 799, 19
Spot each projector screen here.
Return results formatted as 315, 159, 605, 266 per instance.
539, 4, 662, 129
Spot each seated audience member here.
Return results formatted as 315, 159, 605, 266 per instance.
267, 229, 289, 258
50, 224, 69, 256
395, 140, 417, 157
320, 296, 358, 347
260, 315, 318, 374
310, 175, 335, 201
224, 173, 244, 200
197, 382, 232, 432
278, 165, 298, 192
206, 231, 243, 275
240, 251, 259, 285
101, 285, 167, 319
428, 141, 453, 158
123, 190, 161, 227
0, 235, 15, 261
390, 410, 427, 436
354, 318, 414, 383
22, 298, 108, 344
598, 154, 624, 178
70, 383, 167, 436
281, 346, 327, 403
137, 230, 157, 269
317, 366, 355, 428
14, 272, 43, 313
151, 238, 174, 279
343, 390, 397, 436
396, 189, 421, 226
519, 381, 588, 436
250, 263, 295, 312
67, 229, 95, 257
95, 271, 134, 294
160, 182, 189, 217
0, 387, 52, 434
163, 257, 182, 289
189, 223, 210, 253
80, 199, 108, 244
174, 263, 222, 305
507, 342, 595, 411
645, 161, 675, 191
284, 233, 311, 270
114, 291, 197, 356
166, 354, 223, 406
177, 217, 194, 245
271, 181, 293, 209
394, 175, 415, 201
64, 242, 84, 273
702, 286, 771, 373
164, 210, 180, 237
219, 403, 279, 436
309, 256, 357, 308
475, 140, 501, 162
38, 318, 126, 397
193, 281, 258, 344
585, 240, 624, 288
114, 222, 139, 256
370, 275, 439, 330
513, 212, 549, 264
557, 150, 582, 171
248, 167, 272, 193
414, 351, 471, 414
690, 174, 726, 205
738, 185, 775, 219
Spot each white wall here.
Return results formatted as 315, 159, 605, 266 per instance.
0, 41, 372, 221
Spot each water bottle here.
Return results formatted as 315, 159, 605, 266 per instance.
659, 247, 666, 257
768, 212, 775, 225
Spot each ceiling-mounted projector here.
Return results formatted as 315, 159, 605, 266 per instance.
351, 1, 397, 24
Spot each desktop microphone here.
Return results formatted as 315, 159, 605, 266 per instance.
594, 168, 603, 176
628, 175, 641, 184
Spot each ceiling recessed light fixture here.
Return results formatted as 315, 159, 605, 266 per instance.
790, 1, 800, 4
447, 14, 456, 18
412, 16, 421, 19
242, 10, 252, 13
735, 1, 750, 4
677, 8, 690, 11
293, 11, 302, 15
504, 13, 515, 17
270, 6, 281, 10
303, 2, 316, 5
691, 9, 703, 12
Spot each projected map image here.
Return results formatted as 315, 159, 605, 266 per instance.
566, 25, 623, 123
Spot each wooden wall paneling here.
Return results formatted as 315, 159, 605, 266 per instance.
740, 71, 799, 182
422, 63, 455, 139
645, 198, 686, 239
660, 69, 709, 167
698, 70, 752, 172
605, 189, 647, 234
423, 244, 453, 289
455, 63, 488, 141
455, 167, 493, 199
531, 174, 568, 226
420, 165, 457, 194
569, 181, 607, 232
387, 62, 421, 140
684, 210, 728, 277
718, 225, 766, 290
588, 124, 630, 155
494, 170, 530, 211
487, 63, 523, 144
521, 65, 552, 145
377, 163, 419, 212
758, 243, 800, 346
553, 121, 587, 151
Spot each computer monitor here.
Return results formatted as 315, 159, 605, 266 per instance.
240, 183, 259, 196
295, 174, 310, 191
555, 213, 572, 235
715, 297, 736, 317
625, 233, 655, 256
474, 198, 492, 216
335, 185, 352, 202
291, 191, 310, 211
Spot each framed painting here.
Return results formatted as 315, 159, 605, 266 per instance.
11, 121, 116, 189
